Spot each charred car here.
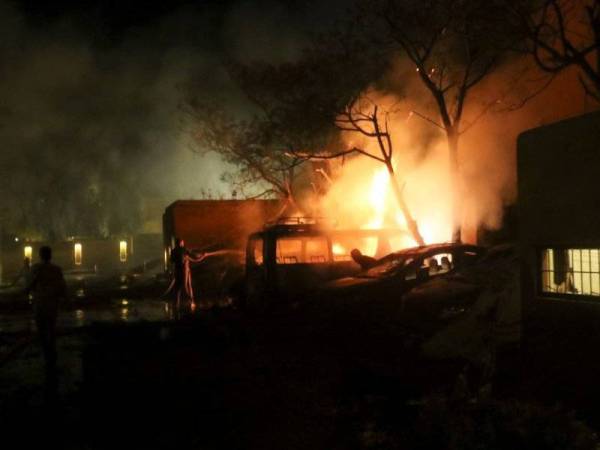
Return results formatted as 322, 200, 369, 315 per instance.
319, 243, 484, 304
310, 243, 520, 365
308, 243, 486, 341
243, 217, 409, 308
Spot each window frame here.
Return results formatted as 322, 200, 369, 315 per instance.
538, 246, 600, 301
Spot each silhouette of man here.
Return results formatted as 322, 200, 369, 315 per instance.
170, 238, 190, 306
26, 246, 67, 391
350, 248, 377, 270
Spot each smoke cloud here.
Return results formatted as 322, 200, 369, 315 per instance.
317, 54, 593, 244
0, 0, 592, 243
0, 0, 355, 240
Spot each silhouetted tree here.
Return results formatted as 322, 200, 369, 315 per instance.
510, 0, 600, 101
185, 29, 391, 217
186, 99, 305, 216
368, 0, 523, 241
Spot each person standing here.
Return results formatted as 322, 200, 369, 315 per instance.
170, 238, 190, 307
26, 246, 67, 397
169, 238, 205, 311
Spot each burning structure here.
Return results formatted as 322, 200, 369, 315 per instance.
518, 111, 600, 311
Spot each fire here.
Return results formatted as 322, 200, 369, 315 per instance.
365, 168, 390, 229
318, 147, 454, 255
332, 243, 345, 255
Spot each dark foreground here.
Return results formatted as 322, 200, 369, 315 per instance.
1, 287, 600, 449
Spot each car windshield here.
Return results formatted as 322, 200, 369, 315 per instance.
362, 253, 412, 278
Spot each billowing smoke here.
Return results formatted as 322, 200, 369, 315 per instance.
0, 0, 354, 240
0, 1, 232, 240
316, 56, 592, 245
1, 0, 593, 244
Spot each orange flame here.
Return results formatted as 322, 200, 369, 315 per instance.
319, 148, 454, 254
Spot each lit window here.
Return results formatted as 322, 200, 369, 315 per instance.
119, 240, 127, 262
74, 243, 83, 266
276, 239, 302, 264
540, 248, 600, 297
24, 246, 32, 260
275, 237, 329, 264
252, 238, 264, 266
305, 238, 328, 263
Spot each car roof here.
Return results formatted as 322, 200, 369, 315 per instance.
384, 242, 483, 259
250, 225, 410, 239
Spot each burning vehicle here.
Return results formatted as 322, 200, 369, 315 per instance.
319, 243, 484, 305
313, 243, 487, 342
243, 217, 409, 308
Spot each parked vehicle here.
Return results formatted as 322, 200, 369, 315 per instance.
319, 243, 485, 304
306, 243, 486, 347
311, 243, 520, 364
243, 217, 409, 309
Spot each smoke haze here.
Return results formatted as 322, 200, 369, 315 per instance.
0, 0, 594, 242
0, 0, 350, 239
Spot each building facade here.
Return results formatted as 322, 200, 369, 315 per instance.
518, 111, 600, 313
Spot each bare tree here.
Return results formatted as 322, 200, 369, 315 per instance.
337, 99, 425, 245
187, 101, 305, 217
376, 0, 518, 241
293, 96, 426, 246
511, 0, 600, 101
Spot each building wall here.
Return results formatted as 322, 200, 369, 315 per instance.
163, 199, 282, 253
0, 234, 162, 281
518, 111, 600, 313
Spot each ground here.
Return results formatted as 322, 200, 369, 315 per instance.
1, 272, 599, 449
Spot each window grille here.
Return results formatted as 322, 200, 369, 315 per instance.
540, 248, 600, 297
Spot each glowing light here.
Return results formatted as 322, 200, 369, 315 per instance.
74, 243, 82, 265
119, 240, 127, 262
332, 243, 346, 255
24, 246, 32, 260
365, 168, 391, 229
318, 146, 454, 253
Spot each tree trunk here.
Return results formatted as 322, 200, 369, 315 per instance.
385, 162, 425, 246
447, 129, 462, 243
272, 190, 302, 221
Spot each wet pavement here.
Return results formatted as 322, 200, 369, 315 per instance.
0, 268, 233, 334
0, 298, 172, 334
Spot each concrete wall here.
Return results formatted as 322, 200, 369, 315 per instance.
163, 199, 282, 252
517, 111, 600, 312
